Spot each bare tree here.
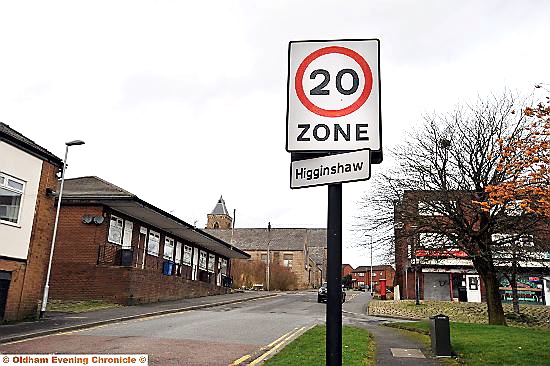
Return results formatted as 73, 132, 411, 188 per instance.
357, 92, 549, 325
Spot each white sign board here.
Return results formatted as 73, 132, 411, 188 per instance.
287, 39, 381, 152
290, 150, 370, 189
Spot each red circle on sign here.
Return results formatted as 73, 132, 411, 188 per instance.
295, 46, 373, 118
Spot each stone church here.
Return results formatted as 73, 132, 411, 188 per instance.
205, 196, 327, 289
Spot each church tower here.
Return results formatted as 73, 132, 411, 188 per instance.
206, 196, 233, 229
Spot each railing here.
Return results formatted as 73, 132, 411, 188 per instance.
97, 244, 135, 267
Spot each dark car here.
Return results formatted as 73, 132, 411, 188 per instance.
317, 282, 346, 303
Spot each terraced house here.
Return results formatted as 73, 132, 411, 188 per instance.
48, 177, 249, 304
0, 123, 62, 321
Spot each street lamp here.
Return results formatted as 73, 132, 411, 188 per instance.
40, 140, 85, 318
364, 234, 373, 295
267, 222, 271, 292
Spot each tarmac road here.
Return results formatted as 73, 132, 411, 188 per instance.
0, 291, 326, 366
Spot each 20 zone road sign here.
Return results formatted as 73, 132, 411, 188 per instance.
286, 39, 381, 153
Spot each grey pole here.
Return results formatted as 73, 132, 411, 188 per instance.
267, 222, 271, 291
369, 235, 373, 295
40, 140, 84, 318
326, 183, 342, 366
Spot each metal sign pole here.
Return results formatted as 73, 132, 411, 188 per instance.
326, 183, 342, 366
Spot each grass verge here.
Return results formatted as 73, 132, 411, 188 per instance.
369, 300, 550, 328
388, 321, 550, 366
46, 300, 122, 313
264, 325, 374, 366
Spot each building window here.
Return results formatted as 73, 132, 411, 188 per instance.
147, 230, 160, 256
199, 250, 207, 270
164, 237, 175, 260
220, 258, 228, 276
260, 253, 268, 263
208, 254, 215, 273
108, 215, 124, 244
213, 222, 220, 229
283, 254, 293, 267
175, 242, 182, 264
0, 173, 25, 224
122, 219, 133, 249
183, 245, 192, 266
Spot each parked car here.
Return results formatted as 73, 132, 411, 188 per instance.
317, 282, 346, 303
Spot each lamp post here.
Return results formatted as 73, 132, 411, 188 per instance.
40, 140, 85, 318
364, 234, 373, 295
267, 222, 271, 291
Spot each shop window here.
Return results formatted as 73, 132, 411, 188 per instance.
0, 173, 25, 224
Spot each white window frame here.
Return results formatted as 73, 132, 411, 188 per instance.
183, 245, 192, 266
175, 241, 182, 264
147, 230, 160, 256
122, 219, 133, 249
220, 258, 228, 276
108, 214, 124, 244
0, 173, 25, 225
283, 253, 293, 268
199, 250, 207, 270
208, 253, 215, 273
163, 237, 175, 260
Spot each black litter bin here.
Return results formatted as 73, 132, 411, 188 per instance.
429, 314, 451, 356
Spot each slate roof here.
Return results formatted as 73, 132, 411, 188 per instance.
205, 228, 327, 265
58, 176, 250, 259
210, 196, 229, 215
62, 176, 134, 198
0, 122, 62, 166
352, 265, 394, 273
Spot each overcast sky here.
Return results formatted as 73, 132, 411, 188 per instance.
1, 1, 549, 268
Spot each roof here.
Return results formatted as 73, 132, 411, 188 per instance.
210, 196, 229, 216
0, 122, 62, 166
352, 265, 395, 273
60, 176, 249, 260
205, 228, 327, 264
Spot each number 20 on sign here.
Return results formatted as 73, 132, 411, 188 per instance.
286, 39, 381, 152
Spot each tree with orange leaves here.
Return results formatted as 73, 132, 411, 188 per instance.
486, 94, 550, 217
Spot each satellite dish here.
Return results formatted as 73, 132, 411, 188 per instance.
82, 215, 93, 224
93, 216, 105, 225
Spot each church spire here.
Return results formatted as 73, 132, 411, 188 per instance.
207, 196, 232, 229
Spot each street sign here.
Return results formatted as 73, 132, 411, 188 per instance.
290, 150, 370, 189
286, 39, 381, 153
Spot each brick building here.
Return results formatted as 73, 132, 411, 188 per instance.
351, 265, 395, 292
0, 123, 62, 321
49, 177, 249, 305
342, 264, 354, 277
204, 197, 327, 289
394, 190, 550, 304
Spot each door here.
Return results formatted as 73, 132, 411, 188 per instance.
0, 271, 11, 320
466, 275, 481, 302
192, 248, 199, 281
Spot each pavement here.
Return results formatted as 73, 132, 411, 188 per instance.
343, 291, 447, 366
0, 291, 277, 344
1, 290, 448, 365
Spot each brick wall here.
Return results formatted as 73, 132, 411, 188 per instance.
50, 204, 229, 304
2, 160, 59, 321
